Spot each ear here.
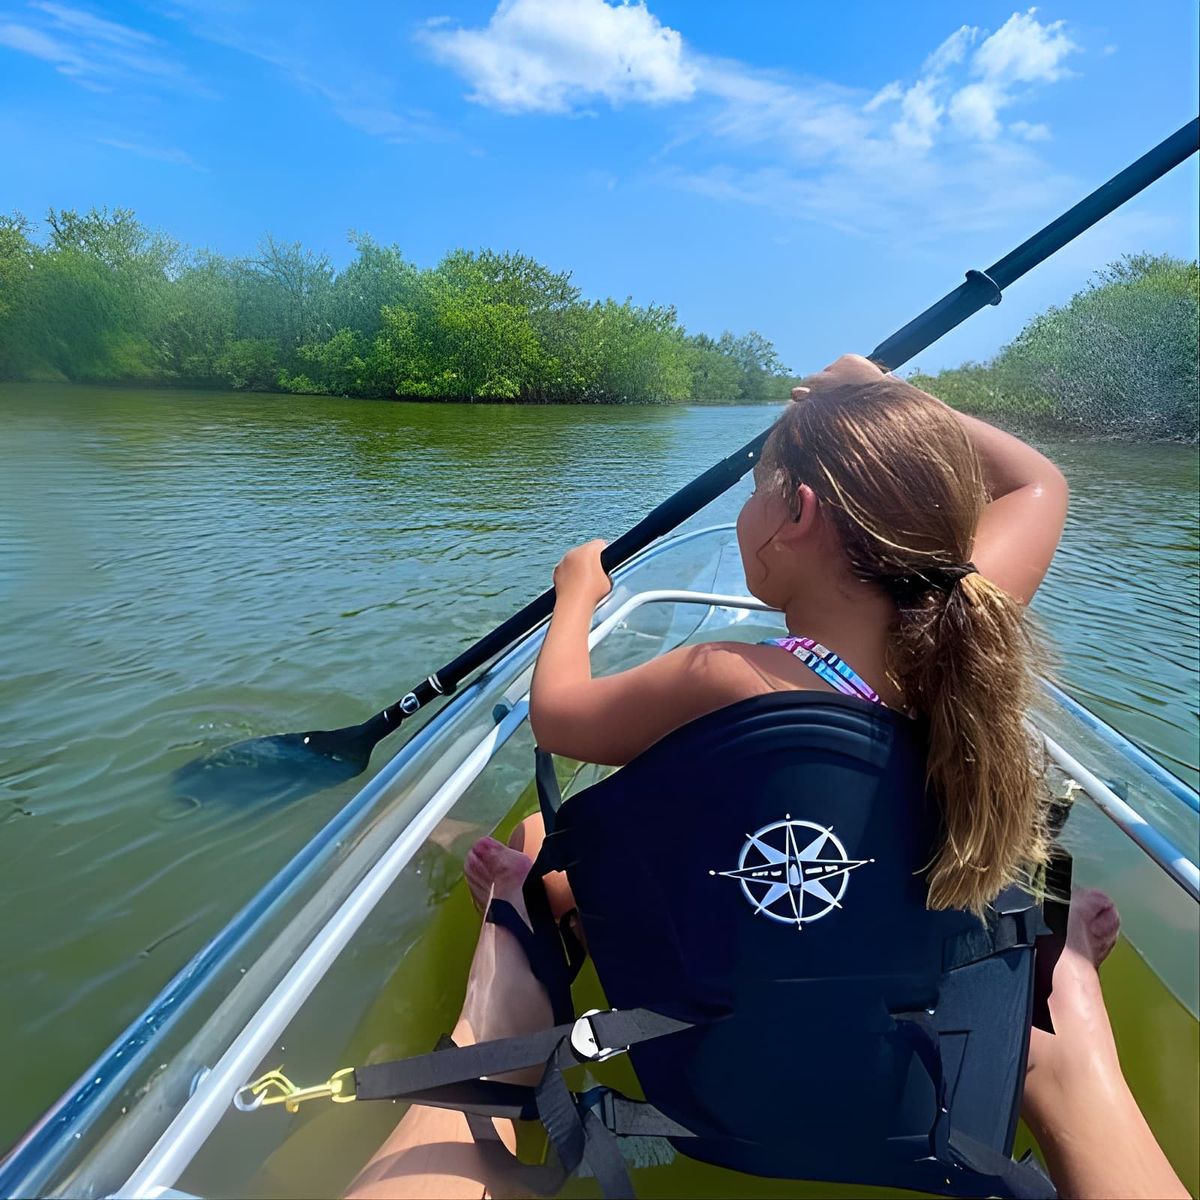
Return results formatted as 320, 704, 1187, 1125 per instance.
775, 484, 820, 548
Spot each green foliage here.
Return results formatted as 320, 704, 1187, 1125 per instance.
215, 339, 280, 391
911, 255, 1198, 441
0, 208, 794, 403
0, 214, 38, 378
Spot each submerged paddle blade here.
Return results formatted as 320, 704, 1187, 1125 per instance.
173, 717, 388, 808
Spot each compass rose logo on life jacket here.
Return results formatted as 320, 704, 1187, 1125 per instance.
710, 816, 874, 930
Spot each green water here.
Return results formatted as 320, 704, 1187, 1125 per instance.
1, 384, 1197, 1172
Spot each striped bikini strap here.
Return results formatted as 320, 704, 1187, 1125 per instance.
762, 636, 881, 705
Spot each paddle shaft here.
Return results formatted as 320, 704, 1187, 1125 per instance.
382, 116, 1200, 729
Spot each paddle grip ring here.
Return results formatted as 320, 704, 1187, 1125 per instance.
965, 268, 1003, 306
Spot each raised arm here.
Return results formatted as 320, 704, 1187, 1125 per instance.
950, 409, 1068, 604
804, 355, 1068, 604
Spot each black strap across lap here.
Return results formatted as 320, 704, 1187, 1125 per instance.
353, 1007, 696, 1198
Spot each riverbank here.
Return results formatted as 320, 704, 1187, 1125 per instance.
0, 209, 793, 405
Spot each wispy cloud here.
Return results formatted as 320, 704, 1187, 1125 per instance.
97, 135, 206, 171
164, 0, 447, 145
423, 2, 1086, 240
420, 0, 696, 114
0, 1, 211, 95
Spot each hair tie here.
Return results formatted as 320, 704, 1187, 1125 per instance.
927, 561, 978, 591
885, 562, 977, 603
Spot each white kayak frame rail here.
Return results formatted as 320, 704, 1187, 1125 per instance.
117, 586, 1200, 1200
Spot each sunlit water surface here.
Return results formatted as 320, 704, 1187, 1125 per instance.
1, 384, 1196, 1156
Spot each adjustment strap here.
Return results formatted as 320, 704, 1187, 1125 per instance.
894, 1013, 1057, 1199
536, 1056, 696, 1199
992, 906, 1045, 953
535, 747, 563, 822
353, 1008, 693, 1102
354, 1023, 574, 1101
487, 898, 575, 1025
892, 1011, 951, 1163
948, 1133, 1057, 1199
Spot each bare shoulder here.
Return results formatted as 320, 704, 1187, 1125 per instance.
674, 640, 781, 701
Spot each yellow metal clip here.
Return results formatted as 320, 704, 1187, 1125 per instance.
234, 1066, 356, 1113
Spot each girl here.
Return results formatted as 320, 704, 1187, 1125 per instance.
349, 355, 1185, 1200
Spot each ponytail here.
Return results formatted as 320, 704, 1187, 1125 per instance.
889, 572, 1050, 914
762, 378, 1053, 917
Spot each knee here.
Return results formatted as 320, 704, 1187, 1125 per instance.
508, 813, 545, 854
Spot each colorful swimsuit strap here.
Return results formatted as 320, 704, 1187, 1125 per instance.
761, 636, 881, 705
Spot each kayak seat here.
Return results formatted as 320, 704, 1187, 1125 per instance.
351, 690, 1058, 1199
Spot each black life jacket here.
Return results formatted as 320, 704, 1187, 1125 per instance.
350, 691, 1057, 1199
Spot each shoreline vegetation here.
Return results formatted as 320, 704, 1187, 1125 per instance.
909, 255, 1198, 443
0, 209, 1195, 439
0, 208, 795, 406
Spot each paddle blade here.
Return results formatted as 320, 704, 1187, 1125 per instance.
173, 722, 380, 808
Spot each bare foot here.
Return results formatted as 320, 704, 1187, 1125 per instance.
347, 838, 549, 1199
464, 835, 533, 915
458, 838, 553, 1076
1026, 888, 1125, 1118
1064, 887, 1120, 967
1037, 888, 1122, 1073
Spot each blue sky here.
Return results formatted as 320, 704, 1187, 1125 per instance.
1, 0, 1197, 372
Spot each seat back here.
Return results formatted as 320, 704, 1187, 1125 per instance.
543, 691, 1040, 1190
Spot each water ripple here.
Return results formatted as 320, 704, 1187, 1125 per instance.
0, 386, 1196, 1150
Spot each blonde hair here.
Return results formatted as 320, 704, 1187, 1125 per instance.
763, 378, 1049, 914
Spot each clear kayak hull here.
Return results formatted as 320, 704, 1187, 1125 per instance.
3, 526, 1196, 1199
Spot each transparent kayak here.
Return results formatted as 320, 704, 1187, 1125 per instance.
3, 525, 1197, 1199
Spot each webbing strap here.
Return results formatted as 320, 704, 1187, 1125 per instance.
535, 747, 563, 822
354, 1023, 570, 1101
949, 1133, 1057, 1200
894, 1011, 1056, 1199
893, 1011, 952, 1163
353, 1010, 696, 1200
486, 898, 575, 1025
353, 1007, 693, 1102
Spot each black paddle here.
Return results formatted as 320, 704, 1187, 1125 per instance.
175, 116, 1200, 807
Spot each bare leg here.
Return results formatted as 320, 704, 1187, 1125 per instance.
1023, 889, 1188, 1199
346, 837, 553, 1200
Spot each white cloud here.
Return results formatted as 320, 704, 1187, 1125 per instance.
1010, 119, 1051, 141
31, 2, 156, 49
893, 78, 944, 150
921, 25, 978, 77
949, 83, 1002, 140
419, 3, 1084, 241
972, 10, 1076, 86
0, 2, 208, 94
420, 0, 697, 113
0, 20, 84, 69
864, 80, 902, 113
166, 0, 447, 144
945, 9, 1078, 141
